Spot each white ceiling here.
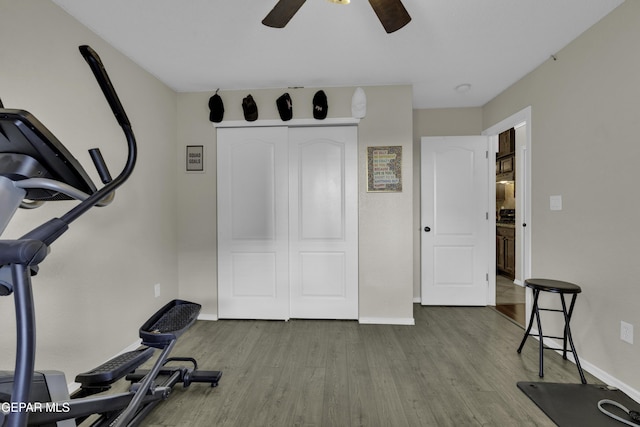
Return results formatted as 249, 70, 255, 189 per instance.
52, 0, 624, 109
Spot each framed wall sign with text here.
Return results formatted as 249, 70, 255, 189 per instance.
186, 145, 204, 172
367, 146, 402, 192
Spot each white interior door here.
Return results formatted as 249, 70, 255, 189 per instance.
421, 136, 489, 306
217, 127, 289, 319
289, 126, 358, 319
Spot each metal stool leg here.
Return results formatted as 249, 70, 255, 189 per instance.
560, 293, 587, 384
534, 293, 544, 378
517, 289, 540, 353
560, 294, 571, 359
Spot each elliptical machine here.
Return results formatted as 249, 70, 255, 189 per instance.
0, 46, 221, 427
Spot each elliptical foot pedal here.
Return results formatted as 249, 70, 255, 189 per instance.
140, 299, 201, 348
75, 347, 155, 388
188, 370, 223, 388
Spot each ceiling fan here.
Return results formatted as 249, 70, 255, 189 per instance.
262, 0, 411, 34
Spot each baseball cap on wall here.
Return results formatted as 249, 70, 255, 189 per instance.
208, 92, 224, 123
242, 94, 258, 121
313, 90, 328, 120
276, 93, 293, 121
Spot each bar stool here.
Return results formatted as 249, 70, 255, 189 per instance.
517, 278, 587, 384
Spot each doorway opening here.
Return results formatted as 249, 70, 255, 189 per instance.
495, 127, 525, 325
483, 107, 532, 327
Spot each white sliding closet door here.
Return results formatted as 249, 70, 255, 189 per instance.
289, 126, 358, 319
217, 125, 358, 320
217, 127, 289, 319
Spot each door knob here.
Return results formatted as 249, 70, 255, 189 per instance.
424, 226, 431, 232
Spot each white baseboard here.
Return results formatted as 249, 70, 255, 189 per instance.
580, 356, 640, 403
413, 297, 421, 303
359, 317, 415, 325
198, 314, 411, 324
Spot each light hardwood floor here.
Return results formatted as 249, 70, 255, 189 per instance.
495, 275, 526, 326
138, 305, 597, 426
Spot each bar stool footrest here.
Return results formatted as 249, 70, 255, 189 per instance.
543, 347, 569, 352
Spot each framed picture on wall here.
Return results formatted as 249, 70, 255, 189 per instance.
367, 146, 402, 192
186, 145, 204, 172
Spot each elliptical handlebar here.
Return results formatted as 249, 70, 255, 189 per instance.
78, 45, 131, 128
21, 46, 137, 243
61, 45, 137, 223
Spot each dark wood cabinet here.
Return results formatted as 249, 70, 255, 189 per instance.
496, 226, 515, 279
496, 128, 517, 279
498, 156, 513, 173
497, 128, 515, 158
496, 128, 516, 182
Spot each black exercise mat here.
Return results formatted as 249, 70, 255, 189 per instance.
518, 381, 640, 426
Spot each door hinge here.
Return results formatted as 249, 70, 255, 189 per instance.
486, 150, 489, 159
486, 212, 489, 220
486, 273, 489, 282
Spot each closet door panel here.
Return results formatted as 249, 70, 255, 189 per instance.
289, 126, 358, 319
217, 127, 289, 319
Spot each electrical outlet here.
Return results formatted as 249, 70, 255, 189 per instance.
621, 321, 634, 344
154, 283, 161, 298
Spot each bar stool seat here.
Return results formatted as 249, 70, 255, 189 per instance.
517, 278, 586, 384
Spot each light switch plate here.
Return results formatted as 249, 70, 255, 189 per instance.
550, 195, 562, 211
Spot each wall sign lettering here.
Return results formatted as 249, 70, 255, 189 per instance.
367, 146, 402, 192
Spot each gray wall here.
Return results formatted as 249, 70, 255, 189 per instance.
483, 0, 640, 393
177, 86, 415, 323
0, 0, 179, 381
411, 0, 640, 394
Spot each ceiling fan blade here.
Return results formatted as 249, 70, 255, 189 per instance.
368, 0, 411, 33
262, 0, 307, 28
